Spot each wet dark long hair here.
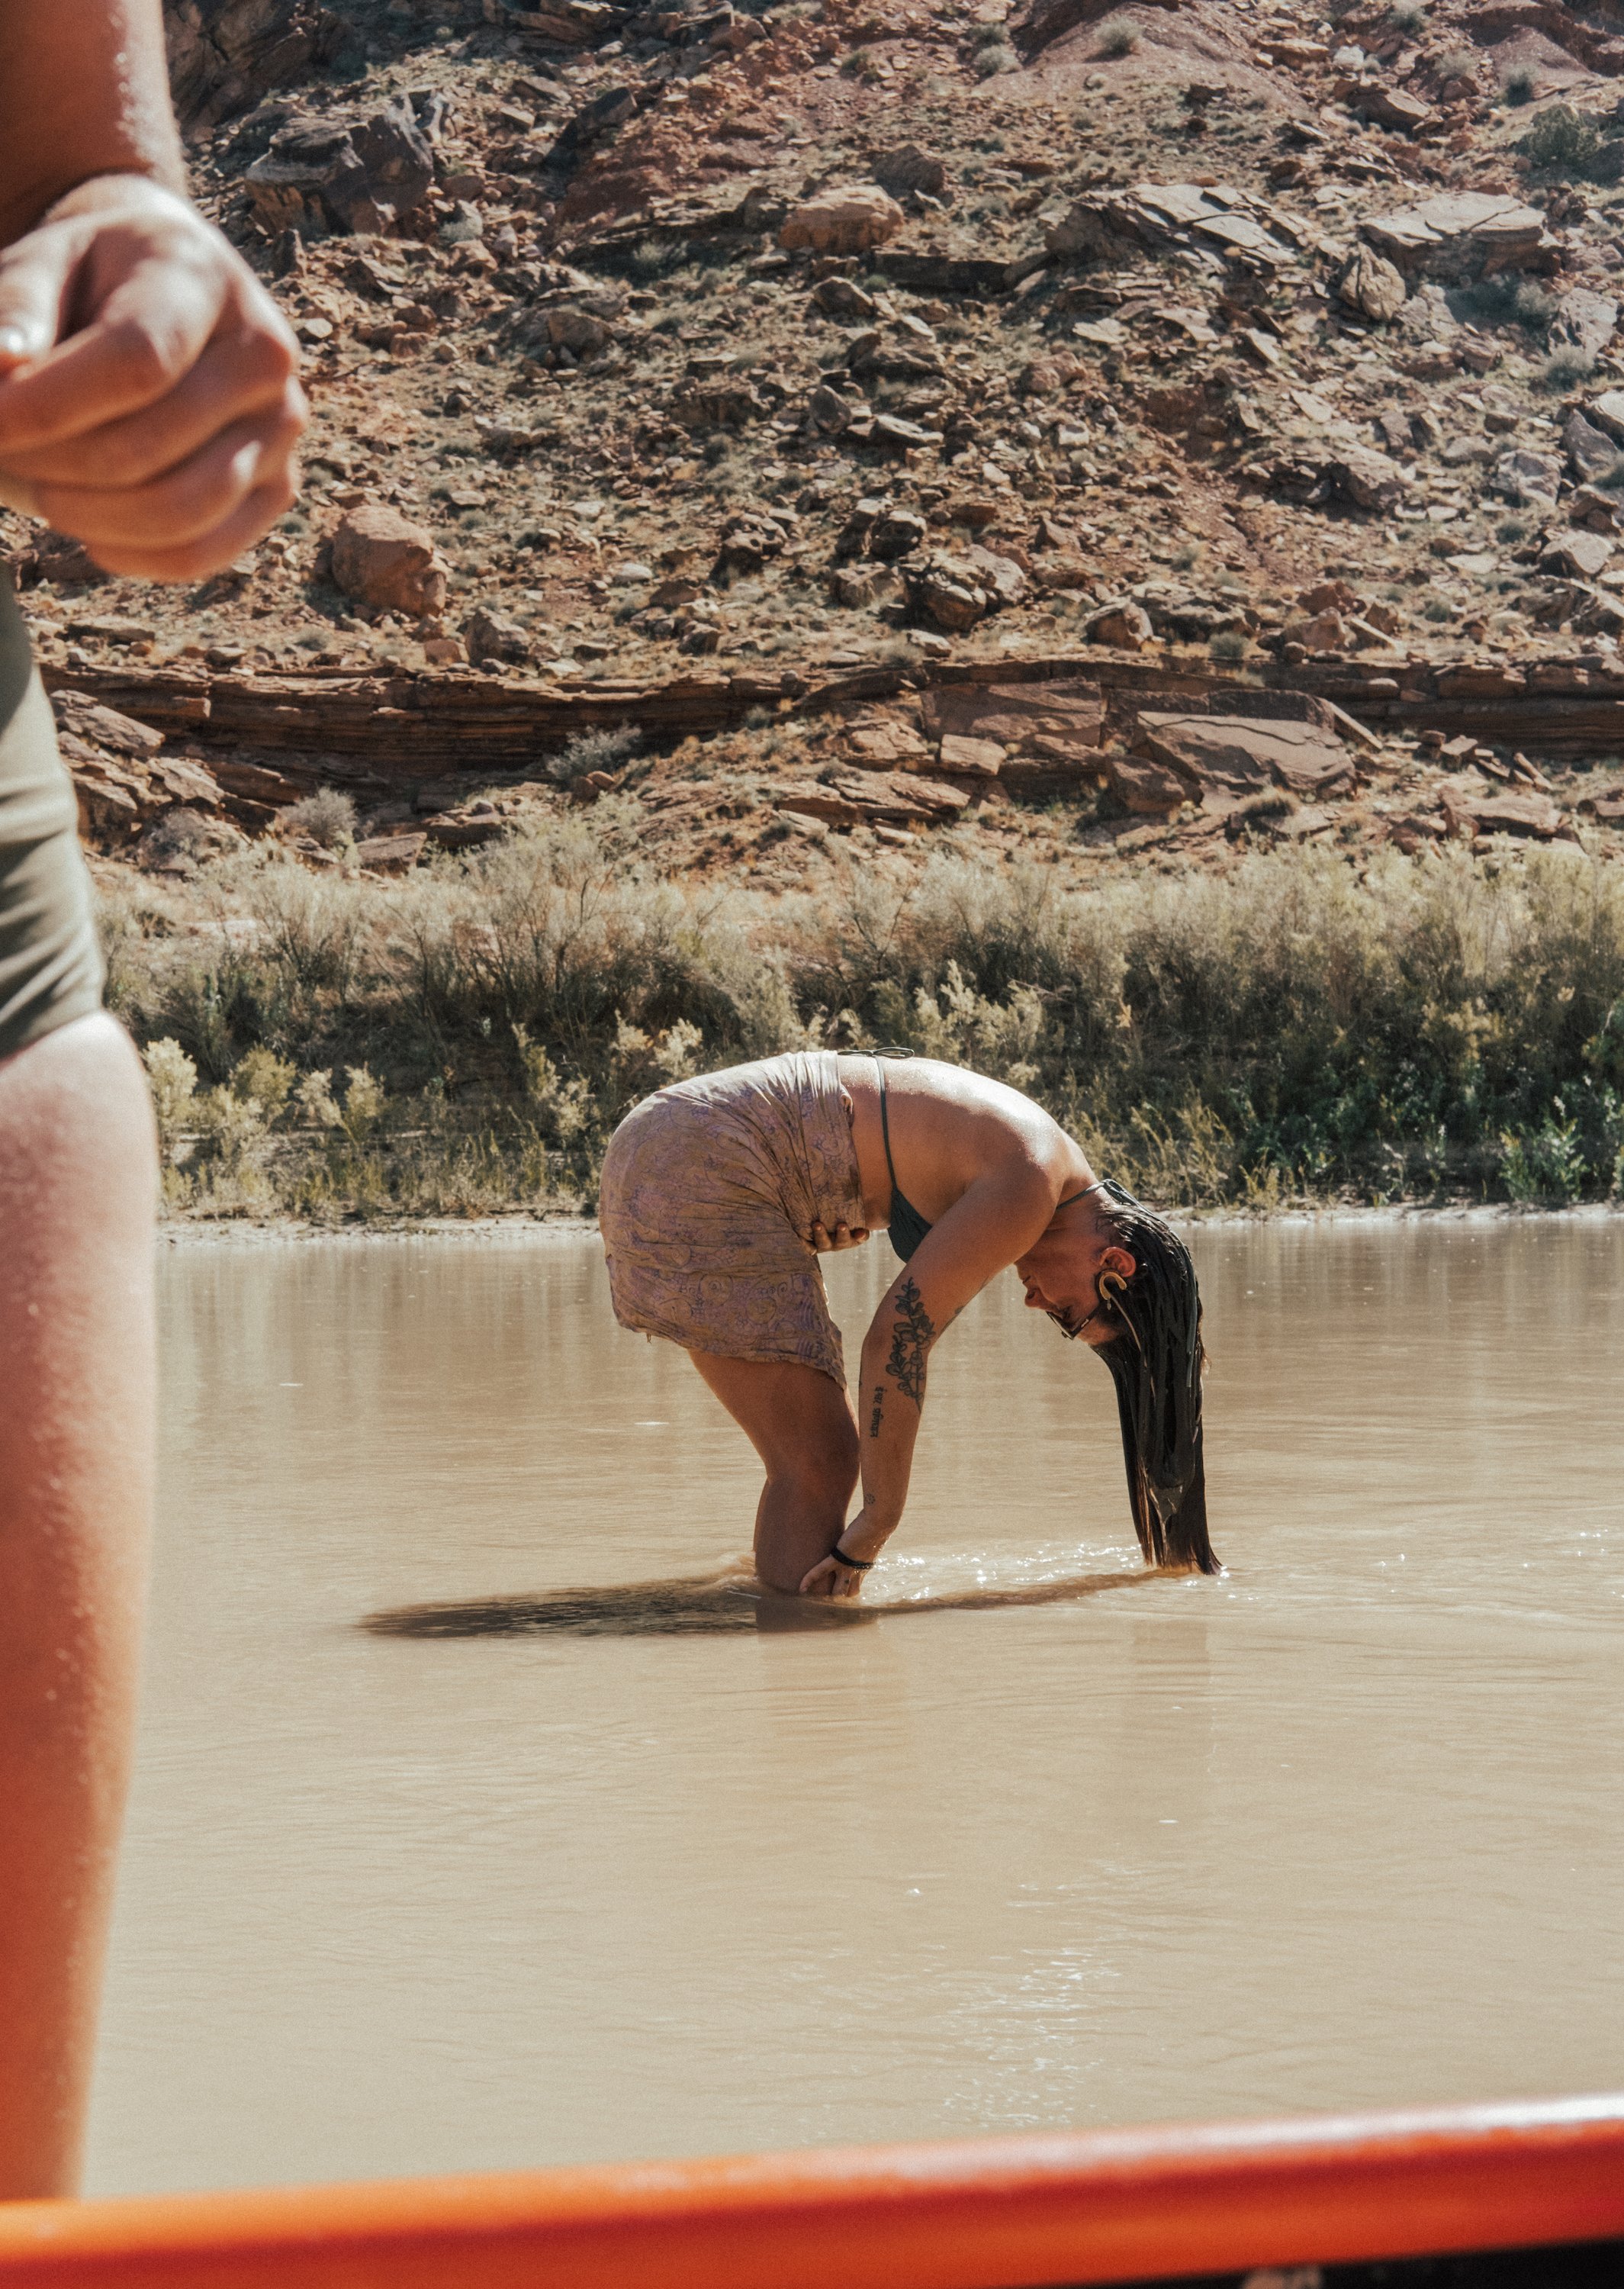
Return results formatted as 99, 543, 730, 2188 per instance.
1089, 1179, 1217, 1576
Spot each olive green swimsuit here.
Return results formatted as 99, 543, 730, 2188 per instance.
0, 570, 102, 1060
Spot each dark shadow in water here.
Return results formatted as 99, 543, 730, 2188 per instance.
361, 1564, 1172, 1640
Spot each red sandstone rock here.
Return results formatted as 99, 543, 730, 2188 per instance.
779, 185, 904, 256
331, 505, 449, 620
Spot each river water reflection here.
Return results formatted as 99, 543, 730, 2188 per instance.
88, 1219, 1624, 2194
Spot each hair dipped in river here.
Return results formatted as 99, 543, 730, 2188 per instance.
1090, 1180, 1217, 1576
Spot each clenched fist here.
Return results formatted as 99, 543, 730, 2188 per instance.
0, 175, 306, 581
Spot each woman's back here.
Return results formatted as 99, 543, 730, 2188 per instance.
835, 1053, 1088, 1242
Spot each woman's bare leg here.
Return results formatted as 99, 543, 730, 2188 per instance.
0, 1013, 156, 2197
688, 1354, 858, 1594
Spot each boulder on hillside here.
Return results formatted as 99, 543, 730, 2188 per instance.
1337, 245, 1407, 324
904, 546, 1028, 631
545, 304, 616, 356
870, 145, 950, 203
1552, 285, 1619, 362
164, 0, 352, 133
917, 681, 1105, 803
776, 771, 970, 828
1135, 713, 1355, 800
546, 83, 639, 171
1336, 76, 1434, 135
1100, 752, 1190, 815
1084, 600, 1154, 650
49, 691, 236, 845
809, 275, 879, 319
1540, 530, 1616, 580
244, 97, 435, 236
1564, 410, 1618, 485
50, 691, 164, 758
1438, 783, 1568, 841
9, 531, 107, 588
780, 185, 905, 256
842, 720, 932, 770
331, 504, 449, 618
1007, 0, 1182, 62
919, 681, 1105, 750
1491, 446, 1563, 507
1263, 445, 1409, 516
1047, 182, 1298, 270
1363, 191, 1552, 280
464, 607, 532, 667
484, 0, 627, 46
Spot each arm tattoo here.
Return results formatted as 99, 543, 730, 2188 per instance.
885, 1276, 934, 1411
869, 1383, 885, 1438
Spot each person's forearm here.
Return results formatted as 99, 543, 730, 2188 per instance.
855, 1335, 925, 1542
0, 2, 185, 250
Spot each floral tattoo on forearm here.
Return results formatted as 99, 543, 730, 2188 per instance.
885, 1276, 934, 1411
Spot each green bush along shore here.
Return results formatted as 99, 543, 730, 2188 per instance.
106, 804, 1624, 1221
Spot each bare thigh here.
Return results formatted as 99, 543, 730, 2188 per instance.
0, 1012, 156, 2196
689, 1353, 859, 1595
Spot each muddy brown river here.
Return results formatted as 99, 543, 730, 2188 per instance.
85, 1219, 1624, 2195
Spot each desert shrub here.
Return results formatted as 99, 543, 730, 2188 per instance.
1436, 44, 1476, 82
1095, 13, 1137, 55
340, 1065, 386, 1141
628, 236, 684, 281
283, 787, 357, 848
231, 1045, 297, 1121
1209, 629, 1248, 662
1540, 344, 1596, 391
545, 723, 642, 786
297, 1070, 342, 1128
143, 1038, 198, 1148
1513, 278, 1558, 331
110, 828, 1624, 1218
1503, 67, 1536, 107
1501, 1106, 1587, 1202
1387, 0, 1426, 31
973, 38, 1016, 76
1516, 103, 1601, 177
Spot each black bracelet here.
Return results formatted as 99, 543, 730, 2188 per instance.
831, 1545, 874, 1571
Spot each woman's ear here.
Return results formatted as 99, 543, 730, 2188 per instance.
1099, 1244, 1137, 1282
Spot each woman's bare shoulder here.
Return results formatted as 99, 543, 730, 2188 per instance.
912, 1058, 1056, 1125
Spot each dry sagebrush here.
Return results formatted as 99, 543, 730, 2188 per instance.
99, 811, 1624, 1219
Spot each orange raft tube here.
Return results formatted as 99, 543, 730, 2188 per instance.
2, 2093, 1622, 2289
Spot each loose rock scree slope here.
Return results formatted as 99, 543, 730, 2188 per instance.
21, 0, 1624, 1213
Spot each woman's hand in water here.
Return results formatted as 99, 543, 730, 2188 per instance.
799, 1509, 889, 1598
806, 1219, 870, 1254
799, 1551, 865, 1600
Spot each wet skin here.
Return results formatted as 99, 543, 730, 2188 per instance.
690, 1058, 1135, 1602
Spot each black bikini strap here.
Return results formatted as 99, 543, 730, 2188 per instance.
1056, 1182, 1106, 1212
874, 1055, 901, 1193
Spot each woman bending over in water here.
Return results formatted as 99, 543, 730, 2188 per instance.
599, 1050, 1214, 1598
